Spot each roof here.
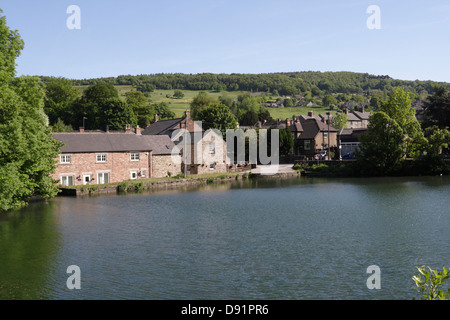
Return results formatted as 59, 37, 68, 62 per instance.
353, 111, 371, 120
141, 118, 184, 136
53, 132, 178, 155
298, 118, 337, 140
339, 128, 368, 142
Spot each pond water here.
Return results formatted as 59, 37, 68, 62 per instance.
1, 176, 449, 300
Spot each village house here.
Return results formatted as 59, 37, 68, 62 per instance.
338, 127, 368, 159
142, 110, 229, 174
52, 128, 180, 186
295, 117, 338, 159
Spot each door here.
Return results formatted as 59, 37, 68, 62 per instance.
83, 174, 91, 185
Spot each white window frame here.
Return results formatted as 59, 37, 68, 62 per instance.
130, 153, 140, 161
96, 154, 107, 163
97, 172, 110, 184
210, 163, 216, 170
60, 154, 71, 164
130, 170, 138, 180
60, 175, 74, 186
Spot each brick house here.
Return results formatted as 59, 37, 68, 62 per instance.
52, 130, 180, 186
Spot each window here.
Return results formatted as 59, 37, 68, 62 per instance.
141, 170, 146, 178
209, 143, 215, 154
60, 175, 74, 186
130, 153, 140, 161
96, 154, 107, 163
97, 172, 110, 184
60, 155, 71, 164
130, 170, 138, 180
210, 163, 216, 170
323, 132, 328, 139
304, 140, 311, 151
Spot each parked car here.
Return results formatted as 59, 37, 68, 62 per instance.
341, 153, 356, 160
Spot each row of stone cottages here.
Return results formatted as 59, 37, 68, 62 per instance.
52, 108, 370, 186
52, 110, 229, 187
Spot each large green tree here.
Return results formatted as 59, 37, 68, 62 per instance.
190, 92, 218, 120
356, 111, 406, 175
43, 77, 79, 126
125, 90, 154, 128
423, 86, 450, 129
0, 11, 62, 212
196, 103, 237, 137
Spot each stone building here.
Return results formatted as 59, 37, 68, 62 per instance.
52, 129, 180, 186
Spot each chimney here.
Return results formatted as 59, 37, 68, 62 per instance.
154, 114, 159, 122
135, 125, 141, 135
286, 118, 290, 127
125, 124, 133, 133
185, 109, 190, 120
79, 127, 84, 133
146, 123, 151, 128
308, 111, 313, 117
361, 106, 365, 113
344, 108, 348, 115
106, 125, 110, 133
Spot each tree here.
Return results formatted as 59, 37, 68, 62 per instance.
196, 103, 237, 137
423, 86, 450, 129
379, 87, 426, 158
190, 92, 218, 120
125, 90, 154, 128
0, 10, 63, 212
322, 94, 337, 107
152, 102, 175, 120
173, 89, 185, 99
43, 77, 80, 125
71, 82, 120, 130
239, 110, 259, 126
99, 98, 137, 131
279, 127, 294, 156
356, 112, 405, 175
330, 113, 348, 131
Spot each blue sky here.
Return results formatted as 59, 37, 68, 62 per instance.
1, 0, 450, 82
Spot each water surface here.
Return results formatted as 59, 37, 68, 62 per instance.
1, 176, 449, 299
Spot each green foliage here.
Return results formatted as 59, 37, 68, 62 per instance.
125, 90, 154, 128
190, 92, 219, 119
357, 111, 406, 175
322, 94, 337, 107
51, 118, 73, 132
99, 98, 137, 130
196, 103, 237, 137
153, 102, 175, 120
412, 266, 450, 300
43, 77, 80, 125
330, 112, 348, 131
0, 11, 63, 211
279, 127, 294, 156
173, 89, 184, 98
423, 86, 450, 129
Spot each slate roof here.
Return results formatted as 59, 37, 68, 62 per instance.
298, 118, 338, 140
53, 133, 178, 155
141, 118, 184, 136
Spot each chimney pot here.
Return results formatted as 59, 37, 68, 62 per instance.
135, 125, 141, 135
154, 114, 159, 122
79, 127, 84, 133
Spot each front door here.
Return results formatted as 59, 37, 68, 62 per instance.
83, 174, 91, 185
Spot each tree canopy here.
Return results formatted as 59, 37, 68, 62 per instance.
0, 11, 63, 212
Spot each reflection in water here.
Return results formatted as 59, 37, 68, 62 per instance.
0, 175, 449, 300
0, 201, 60, 299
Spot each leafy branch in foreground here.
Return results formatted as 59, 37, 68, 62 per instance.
412, 266, 450, 300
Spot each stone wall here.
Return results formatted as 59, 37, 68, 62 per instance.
152, 154, 182, 178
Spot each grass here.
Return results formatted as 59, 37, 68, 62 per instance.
74, 85, 336, 119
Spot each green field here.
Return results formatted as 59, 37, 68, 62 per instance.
76, 85, 335, 119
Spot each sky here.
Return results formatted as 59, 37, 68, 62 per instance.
1, 0, 450, 82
